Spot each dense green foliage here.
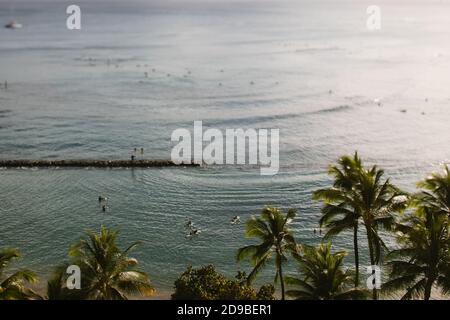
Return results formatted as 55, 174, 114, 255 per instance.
171, 265, 275, 300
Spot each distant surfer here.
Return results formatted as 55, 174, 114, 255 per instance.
185, 220, 201, 238
230, 216, 241, 225
187, 228, 201, 238
5, 21, 22, 29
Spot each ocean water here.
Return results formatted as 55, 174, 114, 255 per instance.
1, 0, 450, 294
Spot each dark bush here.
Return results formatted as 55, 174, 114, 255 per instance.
171, 265, 274, 300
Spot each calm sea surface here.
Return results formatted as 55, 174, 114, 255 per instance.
1, 0, 450, 293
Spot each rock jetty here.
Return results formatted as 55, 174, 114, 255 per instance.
0, 159, 199, 168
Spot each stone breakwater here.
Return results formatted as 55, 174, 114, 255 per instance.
0, 159, 200, 168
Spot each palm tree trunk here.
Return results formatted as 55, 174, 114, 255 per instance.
366, 227, 378, 300
353, 223, 359, 287
279, 262, 285, 300
424, 277, 434, 300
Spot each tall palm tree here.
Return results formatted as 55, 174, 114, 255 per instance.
383, 166, 450, 300
313, 153, 363, 287
416, 165, 450, 216
68, 226, 154, 300
0, 248, 38, 300
286, 242, 367, 300
382, 208, 450, 299
236, 206, 297, 300
314, 153, 408, 299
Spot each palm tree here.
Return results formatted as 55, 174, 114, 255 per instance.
44, 266, 85, 300
236, 206, 297, 300
383, 208, 450, 299
313, 153, 408, 299
286, 242, 367, 300
383, 166, 450, 300
68, 226, 154, 300
313, 153, 363, 287
416, 165, 450, 216
45, 267, 72, 300
0, 248, 38, 300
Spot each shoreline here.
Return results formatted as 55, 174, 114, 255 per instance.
30, 278, 173, 300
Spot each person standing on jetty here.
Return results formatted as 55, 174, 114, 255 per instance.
130, 147, 143, 160
131, 147, 138, 161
